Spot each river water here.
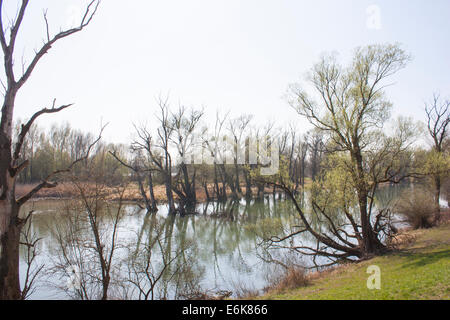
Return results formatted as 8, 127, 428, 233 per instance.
18, 185, 425, 299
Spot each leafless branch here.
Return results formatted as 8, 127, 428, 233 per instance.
13, 99, 73, 166
16, 1, 100, 89
16, 123, 107, 206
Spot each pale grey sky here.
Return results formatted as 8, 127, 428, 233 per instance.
4, 0, 450, 144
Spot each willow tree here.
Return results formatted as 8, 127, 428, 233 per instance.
170, 105, 204, 210
424, 93, 449, 221
0, 1, 99, 299
279, 44, 416, 259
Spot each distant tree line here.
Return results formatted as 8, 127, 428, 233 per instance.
13, 121, 128, 184
15, 88, 448, 223
14, 113, 329, 209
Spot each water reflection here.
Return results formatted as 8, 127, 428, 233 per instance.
19, 185, 409, 299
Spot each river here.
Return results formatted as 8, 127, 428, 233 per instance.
18, 185, 422, 299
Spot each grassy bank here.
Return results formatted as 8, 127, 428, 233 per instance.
262, 223, 450, 300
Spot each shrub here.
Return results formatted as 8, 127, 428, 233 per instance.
395, 188, 438, 229
275, 266, 310, 290
443, 178, 450, 208
264, 265, 309, 293
232, 282, 260, 299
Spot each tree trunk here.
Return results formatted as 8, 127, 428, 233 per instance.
165, 175, 176, 214
215, 164, 227, 201
213, 164, 220, 200
434, 175, 441, 224
181, 163, 196, 206
0, 89, 22, 300
0, 198, 22, 300
358, 191, 374, 255
219, 164, 238, 199
243, 169, 252, 198
203, 182, 210, 201
257, 183, 264, 198
101, 274, 110, 300
234, 162, 241, 194
353, 148, 384, 257
136, 172, 152, 212
301, 157, 305, 189
163, 152, 176, 214
147, 171, 157, 212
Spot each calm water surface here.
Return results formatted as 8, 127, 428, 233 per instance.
19, 186, 416, 299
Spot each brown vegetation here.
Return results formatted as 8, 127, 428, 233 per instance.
16, 183, 275, 204
395, 188, 439, 229
264, 266, 310, 294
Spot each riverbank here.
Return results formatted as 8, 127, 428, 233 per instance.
16, 180, 313, 203
261, 222, 450, 300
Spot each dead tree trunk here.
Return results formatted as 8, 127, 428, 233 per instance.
148, 171, 157, 211
109, 151, 158, 213
243, 168, 253, 198
0, 198, 21, 300
0, 0, 99, 299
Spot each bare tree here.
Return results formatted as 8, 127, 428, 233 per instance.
228, 115, 252, 196
203, 111, 232, 201
306, 129, 325, 181
19, 213, 44, 300
133, 98, 178, 214
110, 149, 158, 213
424, 93, 450, 219
296, 136, 308, 191
0, 0, 99, 299
254, 121, 275, 198
170, 105, 204, 210
49, 164, 127, 300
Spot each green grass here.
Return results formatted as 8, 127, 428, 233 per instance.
262, 224, 450, 300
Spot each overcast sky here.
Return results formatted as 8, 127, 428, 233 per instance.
4, 0, 450, 144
